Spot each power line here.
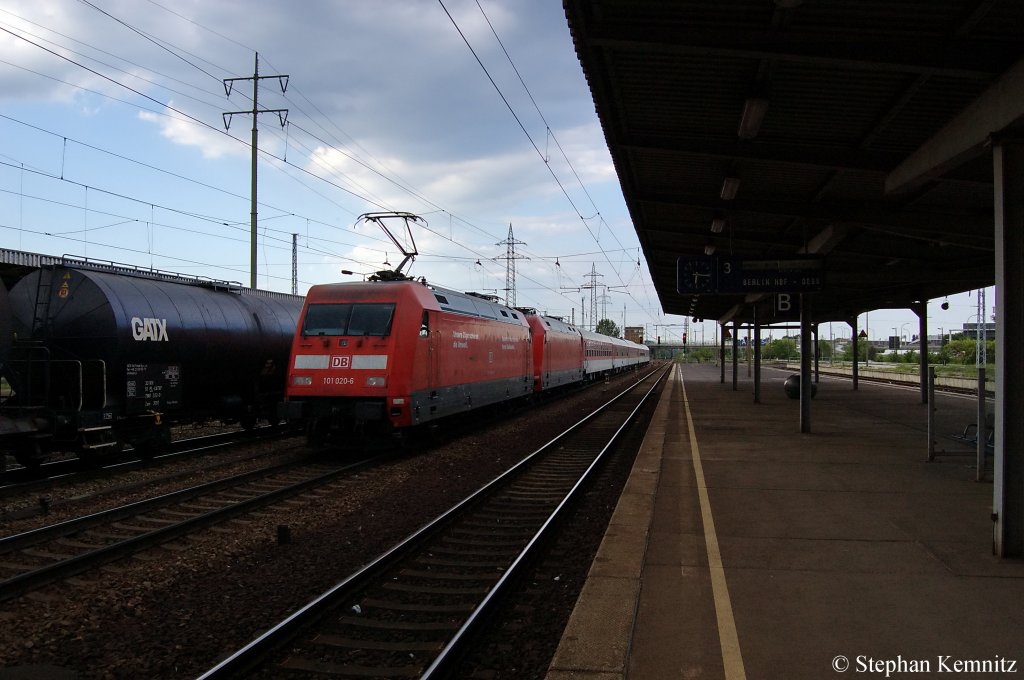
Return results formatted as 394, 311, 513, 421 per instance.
5, 5, 660, 321
77, 0, 225, 84
473, 0, 620, 249
0, 25, 224, 138
438, 0, 657, 325
0, 113, 388, 253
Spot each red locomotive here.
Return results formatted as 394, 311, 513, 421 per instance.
523, 312, 585, 391
281, 277, 649, 446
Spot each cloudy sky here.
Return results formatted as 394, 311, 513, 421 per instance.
0, 0, 671, 331
0, 0, 992, 343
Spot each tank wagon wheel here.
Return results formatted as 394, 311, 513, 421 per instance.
240, 413, 258, 431
13, 440, 44, 471
131, 441, 157, 460
75, 448, 102, 468
127, 425, 171, 459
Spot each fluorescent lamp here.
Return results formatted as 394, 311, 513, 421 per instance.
738, 97, 769, 139
704, 244, 716, 256
720, 176, 740, 200
710, 216, 726, 233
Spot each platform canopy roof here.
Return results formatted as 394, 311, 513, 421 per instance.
563, 0, 1024, 324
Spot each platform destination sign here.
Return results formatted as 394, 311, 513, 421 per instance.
677, 256, 824, 294
719, 256, 824, 293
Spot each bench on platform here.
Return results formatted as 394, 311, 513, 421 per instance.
952, 411, 995, 451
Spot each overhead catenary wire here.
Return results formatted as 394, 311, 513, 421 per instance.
77, 0, 226, 84
473, 0, 630, 259
0, 14, 424, 282
2, 3, 661, 322
438, 0, 659, 324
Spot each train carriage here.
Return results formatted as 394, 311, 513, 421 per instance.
522, 312, 585, 391
0, 259, 303, 463
581, 329, 651, 376
282, 279, 534, 443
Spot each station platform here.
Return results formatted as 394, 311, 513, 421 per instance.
546, 362, 1024, 680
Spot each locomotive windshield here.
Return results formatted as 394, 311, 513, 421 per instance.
302, 303, 395, 336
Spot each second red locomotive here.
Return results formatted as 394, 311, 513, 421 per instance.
281, 276, 649, 445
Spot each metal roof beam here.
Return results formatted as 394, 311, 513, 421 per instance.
798, 224, 849, 256
637, 194, 992, 235
886, 57, 1024, 193
585, 26, 1014, 79
622, 135, 902, 172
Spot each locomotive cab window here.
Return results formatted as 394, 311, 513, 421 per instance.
348, 303, 395, 336
302, 303, 395, 337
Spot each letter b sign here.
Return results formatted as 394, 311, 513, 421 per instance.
775, 294, 798, 317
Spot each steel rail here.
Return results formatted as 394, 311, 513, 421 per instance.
197, 364, 667, 679
1, 424, 297, 493
0, 455, 379, 602
421, 366, 667, 678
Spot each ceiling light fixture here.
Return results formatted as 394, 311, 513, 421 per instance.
737, 97, 769, 140
704, 244, 716, 256
710, 216, 726, 233
720, 176, 740, 200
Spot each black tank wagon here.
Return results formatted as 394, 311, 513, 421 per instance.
0, 259, 303, 466
0, 274, 11, 371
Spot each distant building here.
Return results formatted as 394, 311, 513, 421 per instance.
962, 322, 996, 341
624, 326, 644, 344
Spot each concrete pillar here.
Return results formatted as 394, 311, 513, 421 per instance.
720, 324, 726, 384
850, 316, 859, 390
754, 306, 761, 404
913, 301, 928, 404
813, 322, 820, 383
993, 140, 1024, 557
800, 294, 813, 433
732, 322, 739, 391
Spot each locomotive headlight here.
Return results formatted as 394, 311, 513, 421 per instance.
365, 376, 386, 387
291, 376, 313, 386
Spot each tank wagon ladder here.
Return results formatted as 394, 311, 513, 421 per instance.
21, 263, 155, 462
29, 267, 118, 457
30, 268, 53, 337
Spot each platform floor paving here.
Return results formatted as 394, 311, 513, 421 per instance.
547, 362, 1024, 680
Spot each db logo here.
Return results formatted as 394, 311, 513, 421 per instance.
331, 355, 351, 369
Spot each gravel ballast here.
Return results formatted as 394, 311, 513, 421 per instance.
0, 370, 657, 679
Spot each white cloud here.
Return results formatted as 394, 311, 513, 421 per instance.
138, 105, 243, 159
0, 0, 658, 328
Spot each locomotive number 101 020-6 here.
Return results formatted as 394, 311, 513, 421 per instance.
323, 376, 356, 386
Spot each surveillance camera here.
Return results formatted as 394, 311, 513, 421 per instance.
941, 301, 949, 310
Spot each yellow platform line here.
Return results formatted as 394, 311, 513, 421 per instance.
678, 366, 747, 680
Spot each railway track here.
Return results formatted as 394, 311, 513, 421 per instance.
198, 364, 668, 679
0, 424, 298, 491
768, 363, 993, 396
0, 453, 380, 603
